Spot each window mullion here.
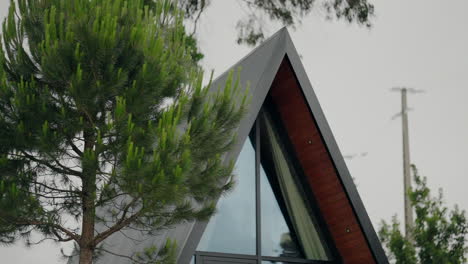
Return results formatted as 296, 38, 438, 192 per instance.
255, 118, 261, 263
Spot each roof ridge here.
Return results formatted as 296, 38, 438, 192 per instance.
208, 27, 290, 85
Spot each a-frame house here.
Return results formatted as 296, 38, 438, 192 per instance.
179, 28, 388, 264
80, 28, 389, 264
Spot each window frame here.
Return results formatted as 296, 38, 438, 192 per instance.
193, 100, 340, 264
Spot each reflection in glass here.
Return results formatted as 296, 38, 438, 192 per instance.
261, 111, 331, 260
197, 137, 256, 255
261, 166, 303, 258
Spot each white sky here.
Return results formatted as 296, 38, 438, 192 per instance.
0, 0, 467, 263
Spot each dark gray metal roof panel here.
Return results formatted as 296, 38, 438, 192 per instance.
206, 27, 287, 165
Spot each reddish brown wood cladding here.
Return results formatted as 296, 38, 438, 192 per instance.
269, 59, 376, 264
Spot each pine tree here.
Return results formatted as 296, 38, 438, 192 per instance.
0, 0, 246, 263
379, 166, 468, 264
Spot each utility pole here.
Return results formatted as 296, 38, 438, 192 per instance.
400, 88, 413, 239
391, 87, 424, 239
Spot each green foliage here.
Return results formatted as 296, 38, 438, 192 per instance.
379, 166, 468, 264
181, 0, 374, 45
379, 216, 417, 264
133, 239, 177, 264
0, 0, 246, 262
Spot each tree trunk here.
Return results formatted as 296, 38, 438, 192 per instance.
79, 205, 95, 264
79, 246, 94, 264
79, 129, 97, 264
80, 182, 96, 264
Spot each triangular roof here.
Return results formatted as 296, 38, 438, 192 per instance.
81, 28, 388, 264
180, 28, 389, 264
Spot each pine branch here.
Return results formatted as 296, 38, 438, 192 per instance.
18, 151, 82, 177
32, 180, 80, 194
66, 136, 84, 157
95, 247, 146, 264
27, 236, 59, 245
93, 203, 142, 246
14, 219, 80, 243
51, 229, 75, 242
96, 192, 130, 207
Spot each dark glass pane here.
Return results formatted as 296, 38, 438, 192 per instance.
260, 110, 331, 260
197, 137, 256, 255
261, 166, 303, 258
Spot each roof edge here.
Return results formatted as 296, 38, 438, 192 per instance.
282, 30, 389, 264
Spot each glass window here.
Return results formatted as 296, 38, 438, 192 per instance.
260, 166, 303, 258
197, 137, 256, 255
196, 105, 334, 263
260, 110, 330, 261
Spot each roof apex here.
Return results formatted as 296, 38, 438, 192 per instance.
182, 27, 389, 264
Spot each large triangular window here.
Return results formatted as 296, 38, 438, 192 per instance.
194, 101, 334, 264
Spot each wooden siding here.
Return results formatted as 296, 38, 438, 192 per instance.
269, 58, 376, 264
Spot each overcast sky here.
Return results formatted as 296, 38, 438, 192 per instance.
0, 0, 467, 263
